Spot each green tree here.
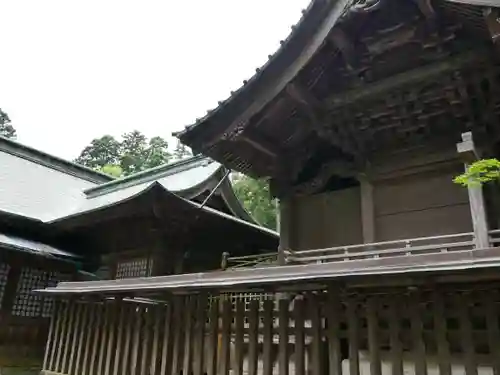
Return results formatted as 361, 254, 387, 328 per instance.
75, 135, 121, 170
75, 130, 172, 176
454, 158, 500, 187
172, 140, 192, 161
232, 174, 277, 230
0, 108, 16, 139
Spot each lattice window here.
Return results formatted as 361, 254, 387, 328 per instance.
115, 258, 152, 279
0, 263, 10, 307
12, 268, 69, 317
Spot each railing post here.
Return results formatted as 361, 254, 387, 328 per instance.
278, 198, 293, 265
457, 132, 490, 249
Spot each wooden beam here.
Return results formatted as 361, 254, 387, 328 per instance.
328, 28, 357, 69
326, 51, 483, 109
359, 174, 376, 243
235, 130, 278, 158
286, 82, 358, 156
456, 132, 490, 249
484, 8, 500, 46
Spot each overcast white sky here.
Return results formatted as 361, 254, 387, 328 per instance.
0, 0, 309, 160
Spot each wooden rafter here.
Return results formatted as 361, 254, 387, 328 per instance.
326, 50, 483, 110
285, 82, 359, 158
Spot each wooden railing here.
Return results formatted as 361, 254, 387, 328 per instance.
285, 232, 477, 264
489, 229, 500, 246
221, 252, 278, 270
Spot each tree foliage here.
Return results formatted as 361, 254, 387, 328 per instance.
75, 130, 172, 176
172, 140, 192, 161
232, 174, 277, 230
0, 108, 16, 139
454, 158, 500, 187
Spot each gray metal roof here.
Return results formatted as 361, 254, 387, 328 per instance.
0, 232, 78, 260
36, 247, 500, 295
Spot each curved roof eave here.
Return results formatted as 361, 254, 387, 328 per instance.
175, 0, 354, 149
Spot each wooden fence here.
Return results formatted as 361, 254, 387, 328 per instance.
41, 284, 500, 375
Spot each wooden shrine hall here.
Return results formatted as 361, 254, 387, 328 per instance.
37, 0, 500, 375
0, 136, 277, 374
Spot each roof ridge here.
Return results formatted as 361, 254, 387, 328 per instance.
0, 136, 113, 184
84, 155, 214, 198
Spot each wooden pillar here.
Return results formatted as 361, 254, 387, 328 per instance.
278, 198, 293, 265
457, 132, 490, 249
359, 174, 376, 244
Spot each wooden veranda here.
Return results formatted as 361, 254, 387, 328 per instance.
39, 259, 500, 375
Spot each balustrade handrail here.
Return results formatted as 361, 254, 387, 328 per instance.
286, 231, 475, 257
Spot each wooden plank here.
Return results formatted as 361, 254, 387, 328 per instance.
149, 305, 162, 375
193, 294, 207, 375
112, 301, 126, 375
54, 301, 70, 373
484, 291, 500, 375
171, 297, 183, 375
182, 296, 195, 375
61, 301, 76, 374
346, 297, 360, 375
278, 298, 290, 375
74, 303, 90, 375
309, 293, 322, 375
159, 302, 173, 375
247, 299, 259, 375
409, 294, 427, 375
294, 298, 306, 375
43, 300, 59, 371
433, 291, 451, 375
326, 290, 342, 375
67, 301, 83, 374
97, 303, 110, 375
82, 303, 97, 375
207, 296, 219, 375
367, 297, 382, 375
457, 293, 477, 375
140, 306, 152, 375
219, 298, 232, 375
234, 299, 245, 375
121, 303, 134, 375
104, 301, 118, 375
262, 299, 274, 375
89, 303, 104, 375
130, 304, 143, 375
388, 296, 403, 375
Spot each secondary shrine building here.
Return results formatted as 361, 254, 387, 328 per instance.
37, 1, 500, 375
0, 136, 277, 374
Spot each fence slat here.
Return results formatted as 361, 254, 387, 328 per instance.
44, 300, 60, 371
140, 306, 152, 375
149, 305, 162, 375
159, 301, 173, 375
247, 299, 259, 375
262, 299, 274, 375
410, 294, 427, 375
74, 303, 90, 375
55, 301, 70, 373
326, 290, 342, 375
171, 297, 184, 375
388, 297, 403, 375
112, 301, 126, 375
82, 303, 97, 375
130, 304, 143, 375
234, 299, 245, 375
219, 298, 232, 375
294, 298, 306, 375
121, 303, 134, 375
347, 297, 360, 375
182, 296, 195, 375
68, 301, 83, 374
458, 293, 478, 375
433, 291, 451, 375
279, 298, 290, 375
207, 297, 219, 375
193, 294, 207, 375
309, 293, 322, 375
97, 303, 110, 375
104, 302, 118, 375
484, 292, 500, 375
